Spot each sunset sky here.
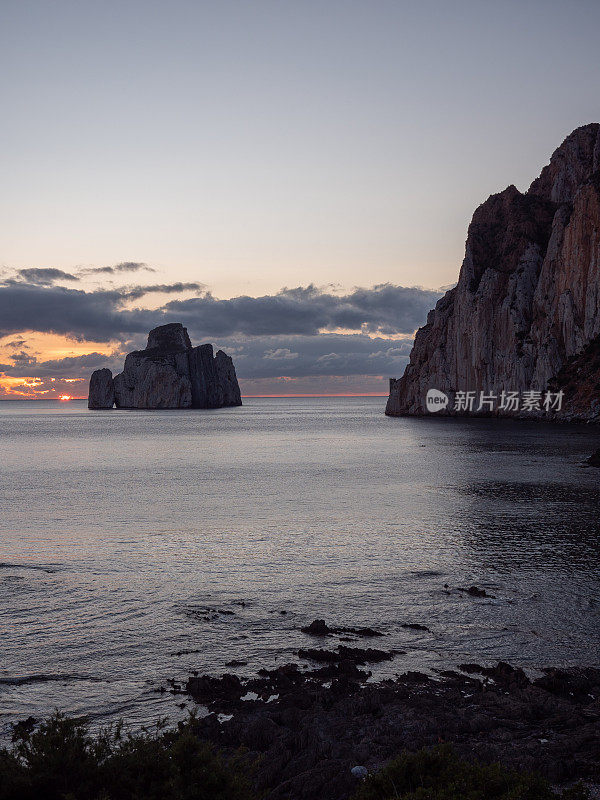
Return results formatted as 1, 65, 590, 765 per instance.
2, 0, 599, 397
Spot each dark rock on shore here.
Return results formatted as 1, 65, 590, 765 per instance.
183, 663, 600, 800
458, 661, 529, 688
585, 449, 600, 467
458, 662, 486, 674
298, 647, 339, 663
534, 666, 600, 701
186, 673, 242, 703
88, 323, 242, 410
338, 645, 394, 663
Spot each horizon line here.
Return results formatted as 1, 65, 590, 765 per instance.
0, 393, 389, 401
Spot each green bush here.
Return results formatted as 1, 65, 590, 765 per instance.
0, 712, 255, 800
352, 745, 590, 800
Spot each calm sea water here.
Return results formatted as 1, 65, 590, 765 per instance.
1, 397, 599, 737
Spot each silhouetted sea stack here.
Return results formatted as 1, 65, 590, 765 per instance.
387, 123, 600, 421
87, 367, 115, 410
88, 323, 242, 410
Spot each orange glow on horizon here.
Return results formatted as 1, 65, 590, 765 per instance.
0, 391, 386, 401
241, 393, 388, 398
0, 330, 116, 399
0, 331, 115, 360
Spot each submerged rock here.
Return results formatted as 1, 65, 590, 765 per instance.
186, 673, 242, 702
457, 585, 495, 598
346, 626, 384, 637
88, 323, 242, 410
301, 619, 384, 638
87, 367, 114, 409
301, 619, 331, 636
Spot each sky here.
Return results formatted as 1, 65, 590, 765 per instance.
1, 0, 599, 397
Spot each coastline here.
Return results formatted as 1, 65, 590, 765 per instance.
6, 658, 599, 800
160, 653, 600, 799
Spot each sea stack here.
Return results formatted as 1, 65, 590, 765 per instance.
386, 123, 600, 421
87, 367, 115, 409
88, 323, 242, 410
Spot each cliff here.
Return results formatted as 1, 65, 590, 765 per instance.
88, 323, 242, 410
386, 123, 600, 420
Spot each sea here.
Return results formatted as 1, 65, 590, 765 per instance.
1, 396, 599, 739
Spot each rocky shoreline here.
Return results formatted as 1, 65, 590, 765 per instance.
155, 623, 600, 800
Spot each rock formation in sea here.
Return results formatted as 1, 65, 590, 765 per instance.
87, 367, 115, 409
88, 323, 242, 410
386, 123, 600, 421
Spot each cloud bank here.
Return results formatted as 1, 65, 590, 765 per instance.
0, 270, 441, 394
0, 334, 412, 381
0, 277, 440, 342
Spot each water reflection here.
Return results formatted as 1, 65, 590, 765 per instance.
1, 399, 599, 737
454, 481, 600, 572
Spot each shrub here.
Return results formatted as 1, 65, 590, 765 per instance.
352, 744, 589, 800
0, 712, 255, 800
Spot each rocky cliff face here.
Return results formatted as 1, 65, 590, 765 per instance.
88, 323, 242, 410
386, 123, 600, 421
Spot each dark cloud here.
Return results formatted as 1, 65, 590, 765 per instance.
17, 268, 79, 285
0, 282, 152, 342
1, 334, 412, 381
163, 283, 440, 338
0, 276, 438, 388
8, 350, 37, 366
0, 278, 440, 343
216, 334, 413, 379
0, 351, 124, 379
80, 262, 155, 276
8, 262, 155, 287
121, 282, 205, 301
